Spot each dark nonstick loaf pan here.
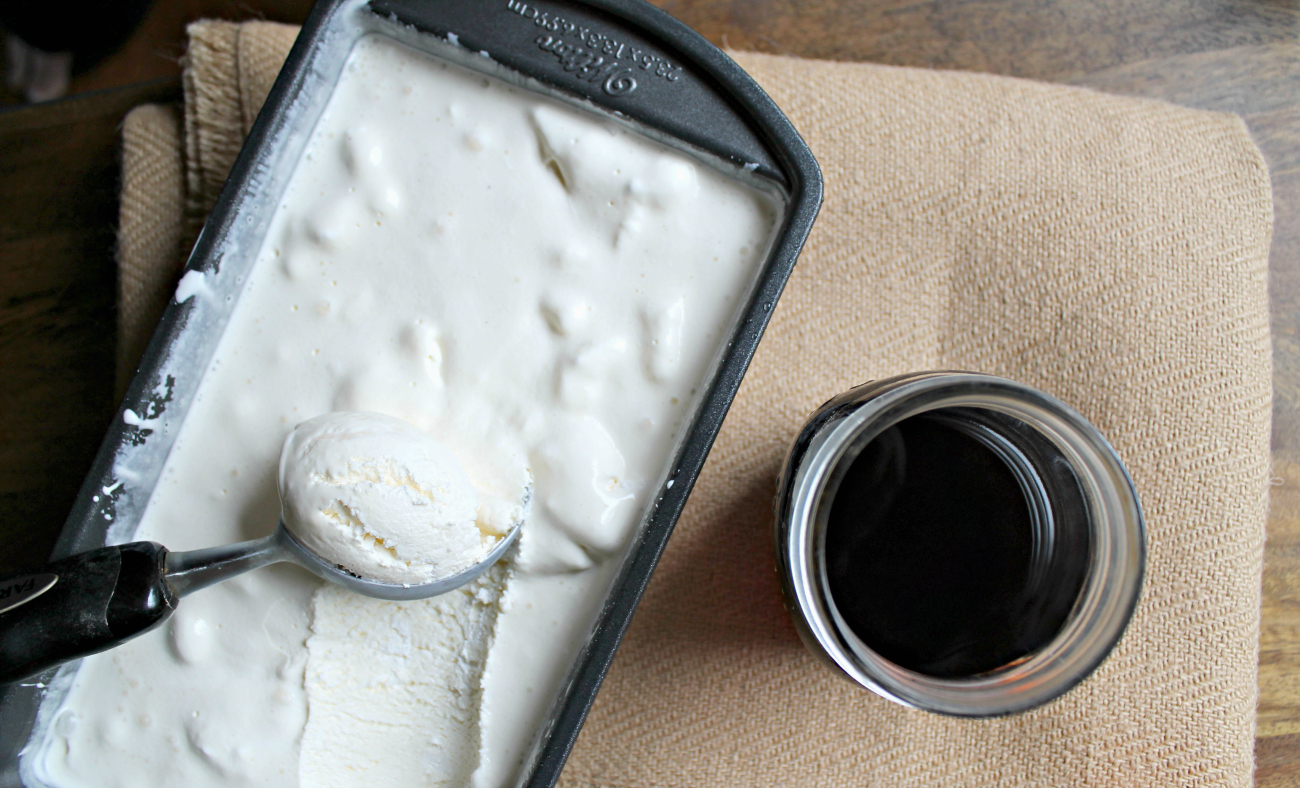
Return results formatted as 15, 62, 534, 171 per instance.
0, 1, 821, 786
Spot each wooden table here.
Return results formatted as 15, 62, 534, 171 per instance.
0, 0, 1295, 783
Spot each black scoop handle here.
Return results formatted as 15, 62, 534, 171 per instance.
0, 542, 177, 684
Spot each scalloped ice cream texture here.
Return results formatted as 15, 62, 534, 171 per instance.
35, 32, 780, 788
279, 411, 516, 585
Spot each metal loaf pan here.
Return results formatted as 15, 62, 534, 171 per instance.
0, 0, 821, 785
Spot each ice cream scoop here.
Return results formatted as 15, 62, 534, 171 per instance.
278, 411, 515, 585
0, 413, 525, 684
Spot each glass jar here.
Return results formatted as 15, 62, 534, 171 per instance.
774, 372, 1145, 716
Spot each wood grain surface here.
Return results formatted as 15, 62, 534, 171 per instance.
0, 0, 1295, 783
0, 78, 180, 578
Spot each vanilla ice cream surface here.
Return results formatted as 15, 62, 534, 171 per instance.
279, 411, 502, 585
34, 30, 780, 788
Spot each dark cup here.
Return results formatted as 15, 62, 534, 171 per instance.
774, 372, 1145, 717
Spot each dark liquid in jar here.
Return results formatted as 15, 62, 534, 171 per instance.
824, 415, 1083, 678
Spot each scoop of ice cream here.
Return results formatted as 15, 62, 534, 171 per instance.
279, 411, 491, 585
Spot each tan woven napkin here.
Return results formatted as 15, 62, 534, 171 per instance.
116, 20, 299, 394
118, 20, 1273, 788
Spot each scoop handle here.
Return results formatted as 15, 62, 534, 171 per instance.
0, 542, 176, 684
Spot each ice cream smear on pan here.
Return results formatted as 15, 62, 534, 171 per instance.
36, 33, 779, 788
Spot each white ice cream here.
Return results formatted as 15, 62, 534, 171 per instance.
34, 30, 779, 788
279, 411, 505, 586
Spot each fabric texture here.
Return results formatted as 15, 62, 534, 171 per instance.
117, 103, 184, 396
117, 21, 1273, 788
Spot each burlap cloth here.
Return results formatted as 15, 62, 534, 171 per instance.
117, 20, 1274, 788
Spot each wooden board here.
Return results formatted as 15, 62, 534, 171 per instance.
0, 78, 180, 576
0, 0, 1294, 782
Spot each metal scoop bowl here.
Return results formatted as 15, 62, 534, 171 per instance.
0, 508, 523, 684
168, 517, 521, 600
